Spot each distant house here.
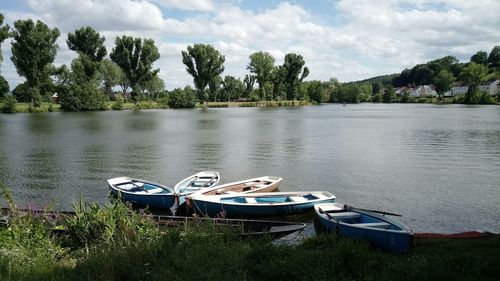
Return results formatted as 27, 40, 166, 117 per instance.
410, 85, 437, 97
478, 80, 499, 96
445, 86, 468, 97
394, 87, 406, 96
51, 93, 59, 103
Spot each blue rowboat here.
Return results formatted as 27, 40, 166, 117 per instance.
314, 203, 413, 252
174, 171, 220, 195
187, 191, 336, 217
107, 177, 176, 209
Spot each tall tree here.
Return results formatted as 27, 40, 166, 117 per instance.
99, 59, 122, 97
460, 62, 488, 104
243, 74, 255, 98
10, 19, 60, 105
383, 85, 395, 103
306, 80, 324, 103
0, 75, 8, 99
487, 46, 500, 68
247, 52, 275, 100
470, 51, 488, 65
181, 44, 225, 102
110, 36, 160, 102
67, 26, 107, 78
282, 53, 309, 100
221, 75, 244, 102
142, 75, 165, 100
0, 13, 10, 64
433, 69, 455, 97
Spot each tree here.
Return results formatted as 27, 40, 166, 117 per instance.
460, 62, 487, 86
383, 85, 395, 103
67, 26, 107, 78
282, 53, 309, 100
247, 52, 275, 100
142, 75, 165, 100
221, 75, 244, 102
487, 46, 500, 68
181, 44, 225, 103
58, 56, 107, 111
460, 62, 488, 104
306, 80, 324, 103
0, 13, 10, 63
100, 59, 122, 97
0, 74, 8, 99
168, 87, 196, 108
470, 51, 488, 65
10, 19, 60, 105
208, 75, 222, 102
110, 36, 160, 102
243, 74, 255, 99
372, 81, 383, 94
12, 82, 30, 102
433, 70, 455, 97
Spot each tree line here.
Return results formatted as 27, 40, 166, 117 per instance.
0, 14, 498, 111
0, 15, 320, 111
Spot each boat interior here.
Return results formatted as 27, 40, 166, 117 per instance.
220, 193, 330, 204
206, 180, 274, 195
115, 181, 171, 194
321, 207, 398, 230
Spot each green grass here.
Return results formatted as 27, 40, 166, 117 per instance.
0, 191, 498, 281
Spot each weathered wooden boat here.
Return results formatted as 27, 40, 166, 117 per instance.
174, 171, 220, 195
188, 176, 282, 197
150, 215, 306, 239
314, 203, 413, 252
107, 177, 176, 209
187, 191, 336, 217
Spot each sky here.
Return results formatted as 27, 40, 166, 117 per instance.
0, 0, 499, 90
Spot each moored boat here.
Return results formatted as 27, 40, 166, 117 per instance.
174, 171, 220, 195
107, 177, 176, 209
187, 191, 335, 217
189, 176, 282, 197
314, 203, 413, 252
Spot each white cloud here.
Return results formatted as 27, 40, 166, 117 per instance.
158, 0, 214, 11
1, 0, 500, 90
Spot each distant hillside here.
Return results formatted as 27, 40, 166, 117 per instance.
347, 74, 399, 85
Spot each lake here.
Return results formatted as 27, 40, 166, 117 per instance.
0, 104, 499, 233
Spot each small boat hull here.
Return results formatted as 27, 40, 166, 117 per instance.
314, 203, 413, 252
189, 191, 336, 218
108, 177, 176, 209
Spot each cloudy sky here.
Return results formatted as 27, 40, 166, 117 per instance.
1, 0, 499, 89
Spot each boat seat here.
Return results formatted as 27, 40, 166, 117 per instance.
353, 222, 391, 229
327, 211, 361, 220
224, 191, 238, 194
246, 197, 258, 204
289, 196, 308, 203
254, 184, 266, 189
314, 194, 329, 200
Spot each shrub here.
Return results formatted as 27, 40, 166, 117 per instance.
1, 95, 17, 113
168, 88, 196, 108
112, 99, 123, 110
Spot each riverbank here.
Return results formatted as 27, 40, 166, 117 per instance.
0, 203, 498, 281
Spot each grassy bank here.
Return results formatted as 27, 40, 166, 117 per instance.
0, 199, 498, 280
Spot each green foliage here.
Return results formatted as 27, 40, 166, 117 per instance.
168, 86, 197, 108
12, 82, 30, 102
487, 46, 500, 68
58, 57, 108, 111
110, 36, 160, 102
243, 74, 255, 98
181, 44, 225, 102
141, 75, 165, 100
282, 53, 309, 100
112, 99, 123, 110
305, 80, 324, 103
10, 19, 60, 104
67, 26, 106, 80
0, 13, 10, 63
460, 62, 487, 86
221, 75, 245, 102
99, 59, 122, 97
1, 95, 16, 113
433, 69, 455, 96
62, 199, 160, 252
329, 83, 370, 103
247, 51, 275, 98
471, 50, 488, 65
0, 74, 8, 99
383, 85, 395, 103
400, 89, 413, 103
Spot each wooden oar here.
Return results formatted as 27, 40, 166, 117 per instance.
318, 207, 340, 222
344, 205, 402, 217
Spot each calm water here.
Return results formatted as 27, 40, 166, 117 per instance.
0, 104, 499, 233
